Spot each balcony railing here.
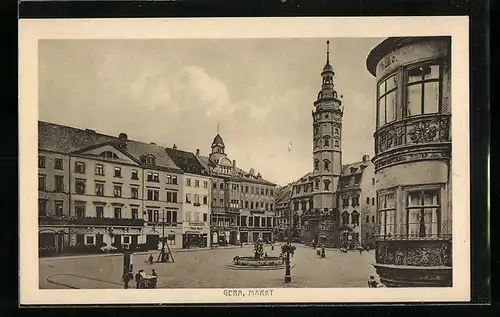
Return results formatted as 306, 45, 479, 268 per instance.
39, 216, 145, 227
374, 223, 451, 241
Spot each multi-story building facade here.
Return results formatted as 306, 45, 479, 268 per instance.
166, 147, 211, 249
38, 121, 186, 252
337, 155, 376, 249
274, 183, 293, 241
366, 36, 452, 286
196, 133, 276, 246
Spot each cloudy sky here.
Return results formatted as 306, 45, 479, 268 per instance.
39, 38, 383, 186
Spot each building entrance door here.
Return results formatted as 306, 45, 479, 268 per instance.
146, 234, 159, 250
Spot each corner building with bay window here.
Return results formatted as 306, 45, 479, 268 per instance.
366, 37, 452, 287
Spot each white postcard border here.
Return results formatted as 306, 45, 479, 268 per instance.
19, 16, 470, 304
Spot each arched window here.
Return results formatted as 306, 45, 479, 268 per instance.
342, 195, 350, 208
351, 210, 360, 226
323, 180, 331, 191
314, 159, 319, 170
351, 194, 360, 207
99, 151, 119, 159
323, 159, 330, 171
341, 211, 350, 225
334, 139, 340, 147
323, 135, 330, 146
301, 201, 307, 210
314, 179, 320, 190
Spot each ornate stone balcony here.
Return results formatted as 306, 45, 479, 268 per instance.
373, 114, 451, 171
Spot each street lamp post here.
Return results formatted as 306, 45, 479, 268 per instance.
281, 243, 295, 283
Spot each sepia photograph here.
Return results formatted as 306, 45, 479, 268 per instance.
19, 17, 470, 304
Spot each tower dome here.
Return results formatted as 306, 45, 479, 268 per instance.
212, 134, 225, 148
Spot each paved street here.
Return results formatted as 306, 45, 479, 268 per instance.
39, 244, 378, 289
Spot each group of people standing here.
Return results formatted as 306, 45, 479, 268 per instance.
124, 269, 158, 289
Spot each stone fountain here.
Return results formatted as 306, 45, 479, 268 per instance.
226, 238, 293, 270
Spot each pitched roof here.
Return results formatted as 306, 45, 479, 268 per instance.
166, 147, 207, 176
38, 121, 182, 173
340, 161, 370, 177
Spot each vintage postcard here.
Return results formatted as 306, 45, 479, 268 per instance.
19, 17, 470, 304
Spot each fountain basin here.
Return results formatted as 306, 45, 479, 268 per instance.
226, 256, 294, 270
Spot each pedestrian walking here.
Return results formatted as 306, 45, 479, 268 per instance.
123, 272, 132, 289
359, 247, 363, 255
135, 271, 142, 289
148, 254, 154, 264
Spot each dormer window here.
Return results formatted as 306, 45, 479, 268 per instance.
143, 155, 156, 166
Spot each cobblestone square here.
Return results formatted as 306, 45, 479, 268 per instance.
39, 244, 377, 289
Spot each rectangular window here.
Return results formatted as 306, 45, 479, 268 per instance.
113, 185, 122, 198
123, 236, 131, 244
212, 182, 217, 189
55, 175, 64, 192
75, 161, 86, 173
95, 183, 104, 196
203, 181, 208, 188
195, 180, 200, 187
131, 187, 139, 199
405, 64, 441, 117
372, 197, 375, 205
75, 205, 85, 218
186, 193, 191, 203
270, 203, 274, 211
86, 236, 95, 245
249, 216, 254, 227
270, 190, 274, 196
166, 191, 178, 203
153, 210, 159, 223
147, 210, 153, 222
261, 188, 265, 195
203, 195, 208, 205
245, 186, 249, 193
378, 193, 396, 237
55, 201, 63, 216
131, 208, 138, 220
220, 183, 224, 190
95, 164, 104, 176
96, 206, 104, 219
172, 210, 177, 223
186, 212, 192, 222
38, 156, 46, 168
220, 199, 224, 206
38, 175, 46, 191
251, 187, 254, 194
76, 234, 84, 245
114, 167, 122, 177
377, 74, 398, 127
367, 197, 370, 204
75, 179, 86, 194
131, 169, 138, 180
194, 212, 200, 222
250, 202, 254, 209
147, 189, 159, 201
153, 173, 159, 182
194, 194, 200, 204
39, 200, 47, 216
54, 158, 63, 170
203, 213, 208, 222
406, 188, 441, 238
186, 179, 191, 186
114, 207, 122, 219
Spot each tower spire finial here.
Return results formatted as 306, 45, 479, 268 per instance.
217, 124, 220, 135
326, 40, 330, 64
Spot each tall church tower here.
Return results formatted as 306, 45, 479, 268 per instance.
311, 40, 343, 213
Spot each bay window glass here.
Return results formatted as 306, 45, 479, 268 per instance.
377, 192, 395, 237
405, 64, 440, 117
406, 188, 441, 238
377, 75, 397, 127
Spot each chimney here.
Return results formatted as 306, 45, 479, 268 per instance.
196, 149, 200, 156
249, 168, 255, 175
173, 144, 177, 150
118, 133, 128, 140
362, 155, 370, 162
232, 160, 236, 167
